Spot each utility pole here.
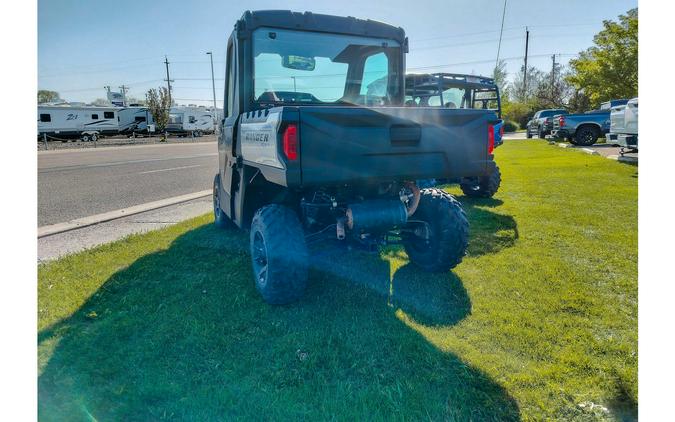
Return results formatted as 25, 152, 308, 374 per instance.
523, 27, 529, 99
551, 54, 556, 100
164, 56, 173, 105
206, 52, 218, 134
119, 84, 128, 106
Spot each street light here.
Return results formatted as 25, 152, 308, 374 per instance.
206, 51, 218, 134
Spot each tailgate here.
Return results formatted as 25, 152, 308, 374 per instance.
298, 106, 495, 186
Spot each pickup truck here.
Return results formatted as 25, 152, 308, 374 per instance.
551, 99, 628, 146
213, 10, 498, 304
608, 97, 638, 154
526, 108, 568, 139
405, 72, 502, 197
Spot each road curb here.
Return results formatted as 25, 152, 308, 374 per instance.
607, 154, 639, 163
38, 190, 211, 238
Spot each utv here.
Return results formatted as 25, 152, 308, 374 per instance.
405, 73, 503, 198
214, 10, 500, 304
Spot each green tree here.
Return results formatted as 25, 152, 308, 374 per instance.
567, 8, 638, 108
146, 87, 171, 134
492, 60, 508, 100
37, 90, 60, 103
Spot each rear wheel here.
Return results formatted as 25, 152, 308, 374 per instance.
574, 126, 599, 146
460, 165, 501, 198
250, 205, 308, 304
402, 188, 469, 272
90, 133, 98, 142
81, 134, 90, 142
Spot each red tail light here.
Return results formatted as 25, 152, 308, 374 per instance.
488, 125, 495, 155
558, 115, 566, 127
499, 124, 504, 138
282, 124, 298, 161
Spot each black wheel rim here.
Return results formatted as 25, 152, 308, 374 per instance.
406, 222, 435, 254
583, 130, 593, 143
252, 231, 268, 286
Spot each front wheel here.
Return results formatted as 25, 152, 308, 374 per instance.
250, 205, 308, 304
460, 165, 501, 198
526, 129, 533, 139
402, 188, 469, 272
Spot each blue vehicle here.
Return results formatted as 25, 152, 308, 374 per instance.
551, 99, 628, 146
405, 73, 502, 197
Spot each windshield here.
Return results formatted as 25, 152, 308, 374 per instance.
253, 28, 401, 105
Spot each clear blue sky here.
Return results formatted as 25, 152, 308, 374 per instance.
38, 0, 637, 107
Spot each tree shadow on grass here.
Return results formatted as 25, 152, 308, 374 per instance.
39, 223, 521, 421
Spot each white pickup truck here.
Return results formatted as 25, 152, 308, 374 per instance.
608, 97, 638, 154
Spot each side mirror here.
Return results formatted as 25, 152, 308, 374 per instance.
281, 55, 315, 71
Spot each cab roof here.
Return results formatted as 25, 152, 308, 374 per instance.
238, 10, 406, 44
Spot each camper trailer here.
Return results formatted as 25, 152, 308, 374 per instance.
117, 106, 155, 136
166, 106, 215, 136
38, 105, 120, 141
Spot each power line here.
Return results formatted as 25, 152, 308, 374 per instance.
495, 0, 508, 69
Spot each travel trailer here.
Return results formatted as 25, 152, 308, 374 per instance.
38, 105, 119, 141
166, 106, 215, 136
117, 106, 156, 135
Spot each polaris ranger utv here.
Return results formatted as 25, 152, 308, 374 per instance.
214, 10, 499, 304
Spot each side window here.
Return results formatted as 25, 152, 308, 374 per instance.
188, 116, 196, 124
91, 114, 99, 119
134, 116, 146, 123
40, 113, 51, 122
360, 52, 388, 97
104, 111, 114, 119
226, 44, 235, 117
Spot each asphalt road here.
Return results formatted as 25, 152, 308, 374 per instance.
38, 142, 218, 226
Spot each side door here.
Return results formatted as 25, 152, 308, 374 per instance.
219, 39, 238, 216
529, 111, 539, 132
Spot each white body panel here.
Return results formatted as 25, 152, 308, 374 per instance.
240, 111, 283, 169
38, 105, 119, 136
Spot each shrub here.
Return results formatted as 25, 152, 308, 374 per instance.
503, 120, 519, 133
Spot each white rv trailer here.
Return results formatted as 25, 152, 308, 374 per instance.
166, 106, 215, 136
117, 106, 156, 135
38, 105, 120, 141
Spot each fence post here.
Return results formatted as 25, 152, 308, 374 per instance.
43, 133, 48, 151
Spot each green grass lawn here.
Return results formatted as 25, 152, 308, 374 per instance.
38, 140, 637, 421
